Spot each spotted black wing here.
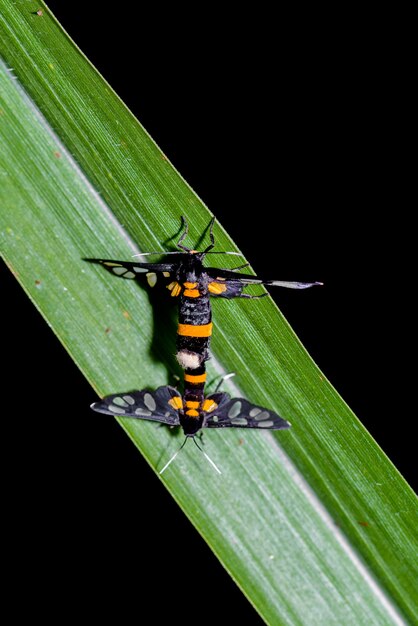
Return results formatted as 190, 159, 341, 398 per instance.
84, 258, 177, 288
206, 266, 322, 298
203, 393, 290, 430
90, 385, 181, 426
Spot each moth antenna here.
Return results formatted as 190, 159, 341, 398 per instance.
131, 251, 184, 257
202, 451, 222, 475
204, 251, 242, 256
131, 251, 242, 258
214, 372, 236, 393
159, 437, 188, 475
193, 437, 222, 474
203, 217, 216, 253
228, 262, 250, 270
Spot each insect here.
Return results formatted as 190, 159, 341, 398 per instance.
91, 366, 290, 473
85, 217, 321, 370
91, 368, 289, 434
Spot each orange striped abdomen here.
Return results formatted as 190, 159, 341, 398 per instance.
176, 291, 212, 369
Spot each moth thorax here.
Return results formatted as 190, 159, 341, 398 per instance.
176, 350, 202, 370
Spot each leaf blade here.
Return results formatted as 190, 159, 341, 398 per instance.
1, 3, 416, 624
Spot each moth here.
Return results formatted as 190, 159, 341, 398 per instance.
85, 217, 321, 369
90, 384, 290, 435
92, 353, 289, 433
91, 369, 290, 473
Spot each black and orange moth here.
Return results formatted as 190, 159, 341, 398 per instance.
85, 217, 321, 370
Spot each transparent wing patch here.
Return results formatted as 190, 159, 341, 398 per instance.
84, 258, 175, 286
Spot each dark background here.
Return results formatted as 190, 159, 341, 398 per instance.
4, 4, 412, 623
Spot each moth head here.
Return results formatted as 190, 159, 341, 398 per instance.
180, 251, 204, 279
180, 410, 205, 437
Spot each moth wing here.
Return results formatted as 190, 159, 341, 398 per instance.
90, 385, 181, 426
204, 394, 290, 430
205, 269, 246, 298
206, 266, 321, 294
84, 258, 176, 287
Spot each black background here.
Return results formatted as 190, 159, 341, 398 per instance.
4, 4, 413, 623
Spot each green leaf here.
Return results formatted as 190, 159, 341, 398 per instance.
1, 2, 416, 624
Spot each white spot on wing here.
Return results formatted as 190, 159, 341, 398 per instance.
123, 271, 136, 279
108, 404, 125, 413
249, 407, 262, 417
133, 266, 148, 273
228, 401, 242, 418
254, 410, 270, 421
231, 417, 248, 426
135, 408, 152, 416
144, 393, 156, 411
258, 420, 274, 428
112, 266, 127, 275
123, 395, 135, 405
146, 272, 157, 287
112, 396, 128, 407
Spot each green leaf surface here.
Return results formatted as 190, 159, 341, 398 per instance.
1, 2, 416, 624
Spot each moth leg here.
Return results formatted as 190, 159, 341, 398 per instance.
230, 263, 250, 271
216, 263, 250, 272
171, 373, 181, 389
177, 216, 190, 251
208, 217, 216, 250
203, 216, 216, 253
